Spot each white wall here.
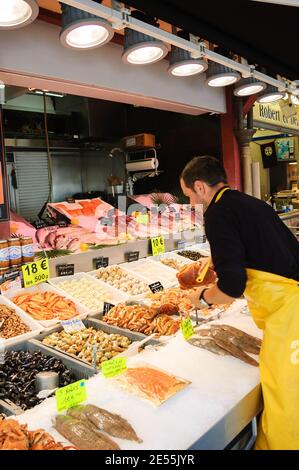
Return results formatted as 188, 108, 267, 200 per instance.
0, 20, 226, 116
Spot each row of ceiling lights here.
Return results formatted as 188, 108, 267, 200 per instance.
0, 0, 292, 104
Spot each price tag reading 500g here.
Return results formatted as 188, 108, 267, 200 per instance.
151, 236, 165, 256
22, 258, 50, 288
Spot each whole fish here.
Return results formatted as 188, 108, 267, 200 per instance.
210, 325, 261, 355
210, 329, 259, 367
67, 405, 142, 443
188, 336, 229, 356
54, 415, 120, 450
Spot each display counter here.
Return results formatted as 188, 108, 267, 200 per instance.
12, 304, 262, 450
279, 210, 299, 239
48, 230, 205, 277
0, 243, 263, 450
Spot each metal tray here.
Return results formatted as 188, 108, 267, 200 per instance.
32, 318, 160, 370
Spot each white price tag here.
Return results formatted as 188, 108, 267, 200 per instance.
61, 319, 86, 333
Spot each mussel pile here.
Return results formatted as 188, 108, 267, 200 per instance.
0, 351, 76, 410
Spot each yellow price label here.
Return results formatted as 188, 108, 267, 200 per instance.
151, 236, 165, 256
22, 258, 50, 288
102, 356, 127, 378
181, 318, 194, 340
136, 214, 149, 224
56, 379, 87, 412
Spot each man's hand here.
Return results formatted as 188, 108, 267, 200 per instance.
186, 286, 208, 309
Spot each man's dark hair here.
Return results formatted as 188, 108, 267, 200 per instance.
180, 156, 228, 189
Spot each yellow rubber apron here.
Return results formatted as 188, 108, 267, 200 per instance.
245, 269, 299, 450
214, 187, 299, 449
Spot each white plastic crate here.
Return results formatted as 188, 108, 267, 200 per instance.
4, 283, 89, 328
0, 295, 42, 346
122, 258, 178, 288
89, 264, 152, 299
48, 272, 129, 316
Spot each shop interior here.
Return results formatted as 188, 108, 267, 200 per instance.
3, 86, 221, 223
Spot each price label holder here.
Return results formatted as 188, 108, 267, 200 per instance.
149, 281, 164, 294
103, 302, 115, 315
126, 251, 139, 263
58, 221, 68, 227
181, 317, 194, 340
177, 240, 186, 250
32, 219, 47, 229
22, 258, 50, 288
101, 356, 127, 378
151, 236, 165, 256
56, 379, 87, 412
61, 319, 86, 333
93, 257, 109, 269
56, 264, 75, 277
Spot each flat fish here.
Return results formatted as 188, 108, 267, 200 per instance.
210, 329, 259, 367
54, 415, 120, 450
211, 325, 261, 355
188, 336, 229, 356
68, 405, 142, 443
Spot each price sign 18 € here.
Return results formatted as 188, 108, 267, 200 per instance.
151, 236, 165, 256
22, 258, 50, 288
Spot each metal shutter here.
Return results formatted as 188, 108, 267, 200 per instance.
14, 152, 50, 220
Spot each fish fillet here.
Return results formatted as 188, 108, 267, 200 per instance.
67, 405, 142, 443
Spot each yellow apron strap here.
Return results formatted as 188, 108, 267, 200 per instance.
215, 186, 231, 203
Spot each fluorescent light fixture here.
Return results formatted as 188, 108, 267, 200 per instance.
234, 77, 266, 96
168, 44, 207, 77
257, 85, 285, 103
289, 162, 297, 165
206, 62, 240, 87
29, 89, 65, 98
60, 4, 114, 50
122, 11, 168, 65
0, 0, 38, 29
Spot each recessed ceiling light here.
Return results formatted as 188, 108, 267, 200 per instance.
0, 0, 38, 29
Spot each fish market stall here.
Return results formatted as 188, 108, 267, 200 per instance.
7, 306, 262, 450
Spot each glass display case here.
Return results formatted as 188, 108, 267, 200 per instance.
279, 210, 299, 240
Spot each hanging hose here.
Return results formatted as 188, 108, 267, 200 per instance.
43, 92, 53, 203
38, 93, 53, 220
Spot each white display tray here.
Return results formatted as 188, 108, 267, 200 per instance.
148, 251, 195, 270
48, 272, 129, 316
122, 258, 178, 288
0, 295, 43, 346
4, 283, 89, 329
89, 265, 152, 300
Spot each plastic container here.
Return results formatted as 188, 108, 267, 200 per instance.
89, 265, 152, 299
122, 258, 178, 288
48, 272, 129, 316
4, 283, 89, 329
0, 294, 42, 347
